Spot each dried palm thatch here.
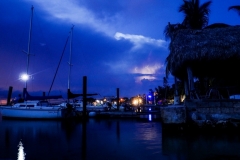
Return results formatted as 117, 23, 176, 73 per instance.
167, 25, 240, 80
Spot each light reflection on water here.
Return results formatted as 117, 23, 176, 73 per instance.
17, 140, 25, 160
0, 119, 240, 160
133, 122, 162, 153
0, 119, 163, 160
149, 114, 152, 121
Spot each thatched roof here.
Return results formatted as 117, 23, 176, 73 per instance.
167, 25, 240, 80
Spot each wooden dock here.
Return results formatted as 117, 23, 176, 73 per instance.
76, 104, 162, 120
94, 110, 161, 119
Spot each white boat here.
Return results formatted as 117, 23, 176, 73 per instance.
62, 26, 99, 114
75, 104, 107, 112
58, 101, 107, 112
0, 100, 65, 119
0, 6, 72, 120
74, 102, 125, 113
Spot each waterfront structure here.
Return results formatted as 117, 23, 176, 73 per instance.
166, 25, 240, 97
161, 25, 240, 128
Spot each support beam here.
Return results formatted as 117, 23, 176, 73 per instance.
174, 77, 180, 105
184, 80, 189, 99
187, 67, 194, 92
117, 88, 119, 111
7, 86, 13, 105
83, 76, 87, 118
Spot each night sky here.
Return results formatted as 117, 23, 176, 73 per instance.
0, 0, 239, 99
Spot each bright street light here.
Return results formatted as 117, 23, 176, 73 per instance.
20, 73, 29, 81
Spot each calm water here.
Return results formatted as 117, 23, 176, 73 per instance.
0, 118, 240, 160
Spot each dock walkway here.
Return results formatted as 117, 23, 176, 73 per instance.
84, 104, 162, 119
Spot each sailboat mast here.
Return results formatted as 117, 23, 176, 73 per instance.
26, 5, 34, 89
68, 25, 74, 90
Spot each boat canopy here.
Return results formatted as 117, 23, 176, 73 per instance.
23, 88, 62, 100
67, 89, 98, 99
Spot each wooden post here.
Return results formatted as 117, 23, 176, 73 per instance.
184, 80, 189, 99
23, 88, 26, 101
187, 67, 194, 92
83, 76, 87, 118
117, 88, 120, 111
174, 77, 180, 105
7, 86, 13, 105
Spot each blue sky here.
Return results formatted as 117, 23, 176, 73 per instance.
0, 0, 239, 99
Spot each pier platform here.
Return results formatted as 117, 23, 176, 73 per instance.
76, 104, 162, 120
94, 110, 161, 119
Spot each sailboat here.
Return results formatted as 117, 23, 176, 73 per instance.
0, 6, 66, 119
57, 26, 106, 113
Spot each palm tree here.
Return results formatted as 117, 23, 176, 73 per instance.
179, 0, 212, 29
164, 22, 185, 40
228, 5, 240, 15
164, 0, 212, 74
164, 0, 212, 100
164, 23, 181, 80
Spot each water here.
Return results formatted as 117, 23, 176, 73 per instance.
0, 118, 240, 160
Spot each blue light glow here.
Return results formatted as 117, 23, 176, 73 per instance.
148, 114, 152, 121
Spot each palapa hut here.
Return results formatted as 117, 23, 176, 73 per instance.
166, 25, 240, 96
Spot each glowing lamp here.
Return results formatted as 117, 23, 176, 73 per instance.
20, 73, 29, 81
133, 99, 138, 105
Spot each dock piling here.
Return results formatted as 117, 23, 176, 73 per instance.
7, 86, 13, 105
117, 88, 120, 111
83, 76, 87, 119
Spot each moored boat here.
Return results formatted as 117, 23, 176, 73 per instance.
0, 6, 75, 120
0, 100, 64, 119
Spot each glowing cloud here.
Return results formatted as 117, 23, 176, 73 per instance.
132, 64, 163, 74
131, 64, 164, 83
27, 0, 118, 36
136, 75, 156, 83
26, 0, 168, 47
114, 32, 167, 50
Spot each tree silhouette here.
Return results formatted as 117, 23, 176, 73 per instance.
228, 5, 240, 15
179, 0, 212, 29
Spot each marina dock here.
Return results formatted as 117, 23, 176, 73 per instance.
94, 110, 161, 119
76, 104, 162, 120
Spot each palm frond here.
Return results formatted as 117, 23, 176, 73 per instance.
163, 23, 184, 40
179, 0, 212, 29
228, 5, 240, 15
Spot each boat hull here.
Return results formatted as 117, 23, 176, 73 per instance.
0, 106, 63, 119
